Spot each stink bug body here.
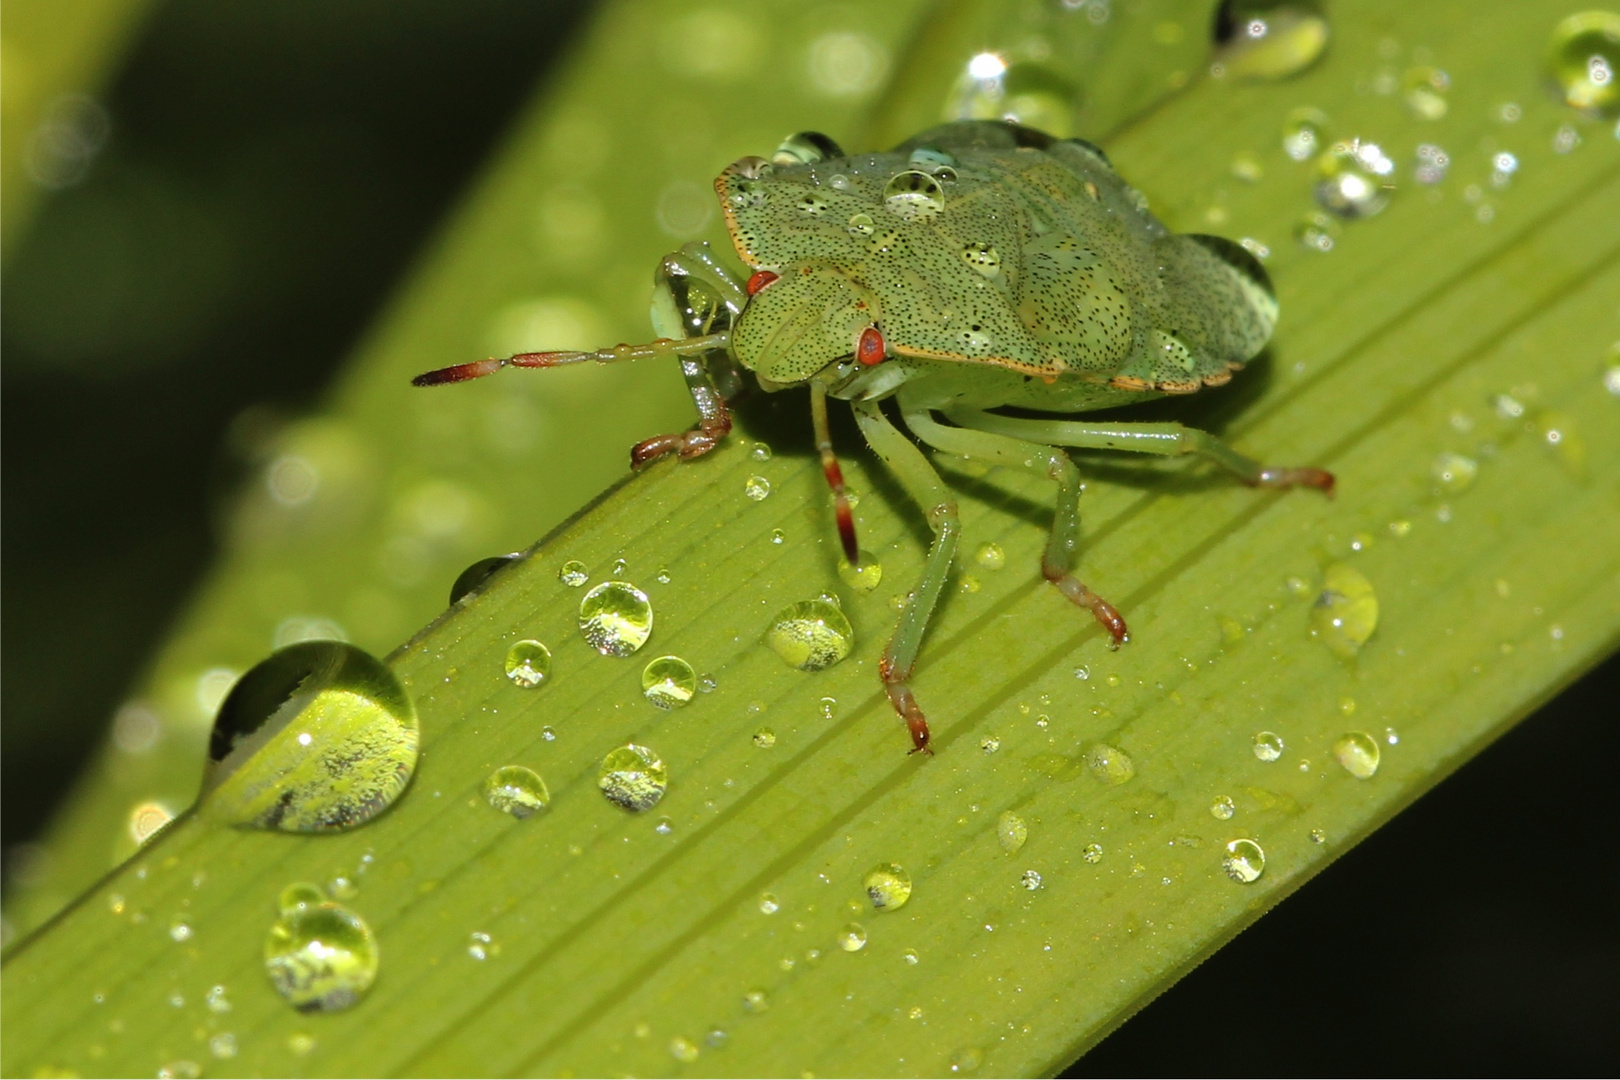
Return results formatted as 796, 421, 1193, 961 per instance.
416, 120, 1332, 755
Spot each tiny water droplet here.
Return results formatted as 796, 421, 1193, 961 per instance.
1315, 138, 1395, 218
1548, 11, 1620, 116
503, 640, 552, 689
882, 170, 946, 221
558, 560, 589, 587
1282, 107, 1329, 161
158, 1060, 201, 1079
770, 528, 786, 545
948, 1046, 985, 1074
483, 765, 550, 818
758, 892, 781, 915
1332, 731, 1381, 778
1212, 0, 1330, 79
205, 984, 231, 1013
279, 882, 325, 915
168, 915, 193, 943
1081, 843, 1103, 864
201, 641, 417, 832
960, 242, 1002, 278
864, 863, 913, 911
1210, 795, 1237, 820
1020, 869, 1043, 891
974, 542, 1006, 570
641, 655, 697, 709
742, 988, 770, 1013
669, 1036, 700, 1063
1295, 210, 1340, 252
980, 735, 1001, 754
765, 599, 854, 671
263, 900, 378, 1012
1311, 563, 1379, 658
467, 931, 495, 960
450, 553, 521, 604
540, 725, 557, 742
655, 816, 674, 835
327, 875, 358, 901
1309, 828, 1328, 844
846, 211, 875, 236
744, 475, 772, 501
1083, 743, 1135, 785
1402, 66, 1450, 119
997, 810, 1028, 854
752, 728, 777, 748
597, 744, 668, 812
1252, 731, 1285, 761
209, 1033, 237, 1060
750, 442, 773, 461
1222, 838, 1266, 883
1432, 452, 1478, 492
837, 553, 884, 592
655, 567, 672, 585
837, 922, 868, 951
578, 581, 654, 657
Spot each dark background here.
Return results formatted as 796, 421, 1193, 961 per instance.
3, 1, 1615, 1071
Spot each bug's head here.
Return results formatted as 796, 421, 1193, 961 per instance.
730, 262, 883, 387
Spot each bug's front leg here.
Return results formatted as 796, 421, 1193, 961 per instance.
902, 404, 1128, 646
850, 397, 960, 755
629, 350, 737, 465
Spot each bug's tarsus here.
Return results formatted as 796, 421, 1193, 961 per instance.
880, 653, 933, 756
1043, 564, 1130, 647
1253, 466, 1336, 496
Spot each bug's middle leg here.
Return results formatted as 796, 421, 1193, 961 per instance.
850, 397, 960, 755
902, 405, 1128, 646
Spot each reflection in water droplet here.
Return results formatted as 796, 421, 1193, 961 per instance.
765, 599, 854, 671
558, 560, 589, 587
883, 170, 946, 221
579, 582, 654, 657
847, 211, 876, 236
1402, 66, 1450, 119
450, 553, 521, 604
201, 642, 417, 832
1252, 731, 1285, 761
504, 640, 552, 689
1020, 869, 1043, 891
1210, 794, 1237, 820
753, 728, 776, 748
838, 553, 884, 592
1332, 731, 1381, 778
1222, 838, 1266, 883
598, 744, 668, 811
837, 922, 868, 951
1315, 139, 1395, 218
483, 766, 550, 818
1211, 0, 1330, 79
997, 810, 1028, 854
744, 475, 772, 501
263, 901, 378, 1012
1548, 11, 1620, 117
1311, 563, 1379, 658
1432, 452, 1478, 492
864, 863, 913, 911
974, 542, 1006, 570
641, 655, 697, 709
1083, 743, 1135, 785
949, 1046, 985, 1074
960, 243, 1002, 278
1081, 843, 1104, 864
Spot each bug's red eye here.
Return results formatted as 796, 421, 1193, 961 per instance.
857, 324, 886, 366
746, 270, 779, 295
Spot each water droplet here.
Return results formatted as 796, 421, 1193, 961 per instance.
279, 882, 325, 915
744, 474, 772, 501
1432, 452, 1478, 492
558, 560, 589, 587
960, 243, 1002, 278
1020, 869, 1043, 891
838, 553, 884, 592
1210, 794, 1237, 820
450, 553, 521, 604
1309, 828, 1327, 844
467, 930, 496, 960
1332, 731, 1381, 778
205, 984, 231, 1013
1252, 730, 1285, 761
1315, 138, 1395, 218
1402, 66, 1450, 119
765, 599, 854, 671
578, 581, 654, 657
1548, 11, 1620, 117
758, 892, 781, 915
742, 988, 770, 1013
169, 915, 193, 943
503, 640, 552, 689
996, 810, 1028, 854
597, 744, 668, 811
1282, 107, 1329, 161
1083, 743, 1135, 785
200, 641, 417, 832
1212, 0, 1330, 79
669, 1036, 700, 1063
483, 765, 550, 818
749, 442, 773, 462
882, 170, 946, 221
1310, 563, 1379, 658
980, 735, 1002, 754
209, 1033, 238, 1059
770, 528, 786, 545
837, 922, 868, 951
948, 1046, 985, 1074
1081, 843, 1104, 864
129, 800, 175, 846
752, 728, 776, 748
846, 211, 876, 236
263, 900, 378, 1012
864, 863, 913, 911
974, 542, 1006, 570
641, 655, 697, 709
1222, 838, 1266, 883
159, 1060, 201, 1078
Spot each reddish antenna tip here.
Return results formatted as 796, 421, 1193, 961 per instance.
411, 358, 505, 386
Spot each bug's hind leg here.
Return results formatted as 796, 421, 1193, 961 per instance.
850, 398, 961, 755
902, 405, 1128, 647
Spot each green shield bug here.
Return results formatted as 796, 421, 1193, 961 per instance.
416, 120, 1333, 756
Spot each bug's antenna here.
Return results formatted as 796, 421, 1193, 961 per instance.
412, 333, 731, 387
810, 380, 859, 566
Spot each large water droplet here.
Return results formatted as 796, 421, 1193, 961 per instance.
450, 553, 521, 604
947, 56, 1078, 137
1212, 0, 1330, 79
997, 810, 1028, 854
1332, 731, 1381, 779
882, 170, 946, 221
598, 744, 668, 811
1222, 838, 1266, 883
484, 765, 550, 818
765, 599, 854, 671
504, 640, 552, 689
264, 900, 378, 1012
837, 922, 868, 952
579, 581, 653, 657
558, 560, 589, 587
642, 655, 697, 709
864, 863, 913, 911
1548, 11, 1620, 116
201, 642, 417, 832
1315, 139, 1395, 218
1252, 731, 1285, 761
1310, 563, 1379, 658
1083, 743, 1136, 785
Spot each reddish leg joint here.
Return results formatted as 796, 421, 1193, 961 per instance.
1044, 563, 1129, 648
1253, 466, 1336, 496
880, 654, 932, 755
630, 406, 733, 467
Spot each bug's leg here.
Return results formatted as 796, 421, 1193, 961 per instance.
811, 380, 859, 565
902, 406, 1128, 647
850, 397, 959, 756
943, 411, 1335, 494
628, 350, 735, 465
